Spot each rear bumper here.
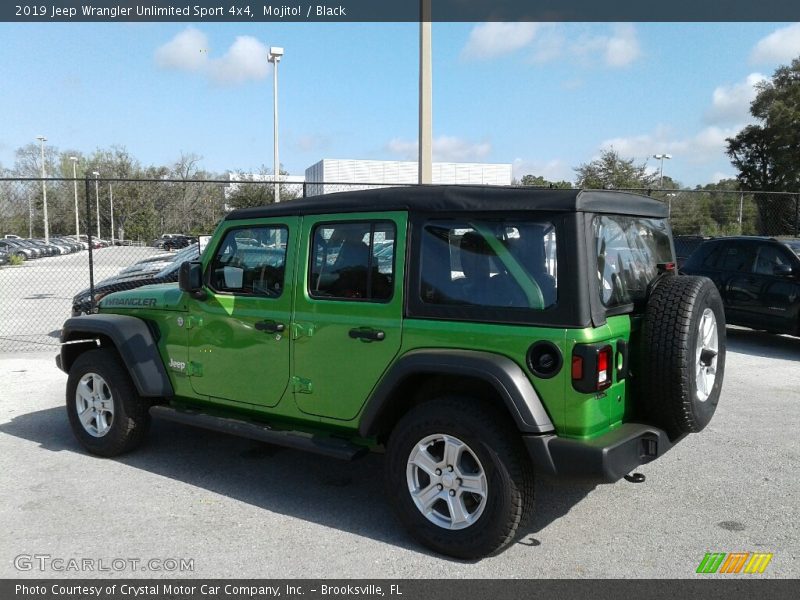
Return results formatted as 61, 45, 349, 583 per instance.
524, 423, 676, 482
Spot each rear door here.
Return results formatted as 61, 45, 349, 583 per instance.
291, 212, 406, 421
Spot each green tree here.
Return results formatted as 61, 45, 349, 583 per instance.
726, 57, 800, 235
225, 166, 300, 210
518, 174, 572, 189
574, 148, 655, 190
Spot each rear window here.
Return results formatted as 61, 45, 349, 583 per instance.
594, 215, 673, 308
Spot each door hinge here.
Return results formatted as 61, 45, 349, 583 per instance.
292, 376, 313, 394
188, 362, 203, 377
184, 316, 202, 330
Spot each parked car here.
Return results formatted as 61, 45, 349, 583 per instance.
0, 239, 36, 260
71, 244, 200, 315
682, 236, 800, 336
30, 239, 61, 256
117, 244, 199, 276
59, 186, 726, 559
0, 249, 9, 266
151, 234, 183, 249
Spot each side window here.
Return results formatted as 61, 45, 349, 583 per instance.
309, 221, 395, 301
720, 244, 756, 273
753, 244, 793, 276
419, 220, 557, 309
208, 226, 288, 297
700, 243, 724, 269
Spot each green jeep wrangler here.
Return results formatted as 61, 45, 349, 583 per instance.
57, 186, 726, 558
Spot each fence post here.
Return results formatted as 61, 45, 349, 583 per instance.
302, 181, 307, 198
739, 191, 744, 235
795, 194, 800, 238
85, 176, 95, 313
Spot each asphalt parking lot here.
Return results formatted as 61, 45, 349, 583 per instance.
1, 324, 798, 578
0, 247, 164, 349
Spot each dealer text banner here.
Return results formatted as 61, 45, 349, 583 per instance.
3, 0, 800, 22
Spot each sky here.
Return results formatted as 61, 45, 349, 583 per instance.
1, 21, 799, 186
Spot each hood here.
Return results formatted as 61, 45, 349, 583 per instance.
98, 283, 185, 312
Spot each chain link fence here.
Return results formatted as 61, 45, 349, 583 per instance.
1, 177, 798, 351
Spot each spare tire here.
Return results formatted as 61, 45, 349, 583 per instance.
639, 275, 726, 440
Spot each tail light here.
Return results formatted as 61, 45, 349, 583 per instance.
572, 344, 614, 393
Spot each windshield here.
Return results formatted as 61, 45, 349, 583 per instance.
594, 215, 673, 308
785, 241, 800, 258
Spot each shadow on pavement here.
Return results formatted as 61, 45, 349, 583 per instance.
0, 405, 598, 560
726, 327, 800, 361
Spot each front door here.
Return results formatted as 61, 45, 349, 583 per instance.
187, 219, 297, 407
292, 212, 407, 421
748, 243, 799, 331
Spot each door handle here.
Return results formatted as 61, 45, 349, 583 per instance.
348, 328, 385, 342
255, 320, 285, 334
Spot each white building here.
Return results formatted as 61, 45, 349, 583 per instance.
304, 159, 512, 196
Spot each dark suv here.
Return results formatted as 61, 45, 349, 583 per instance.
682, 236, 800, 335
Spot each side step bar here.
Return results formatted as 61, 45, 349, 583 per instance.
150, 405, 368, 461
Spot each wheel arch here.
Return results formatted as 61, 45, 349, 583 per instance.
358, 349, 554, 441
58, 314, 173, 398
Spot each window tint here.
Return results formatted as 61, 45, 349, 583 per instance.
419, 219, 557, 309
720, 244, 756, 272
208, 226, 287, 297
753, 244, 793, 276
700, 243, 724, 269
309, 221, 395, 301
594, 216, 673, 307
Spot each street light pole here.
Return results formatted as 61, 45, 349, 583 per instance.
109, 183, 115, 245
92, 171, 101, 239
653, 153, 672, 189
268, 46, 284, 203
70, 157, 80, 242
36, 135, 49, 243
419, 0, 432, 184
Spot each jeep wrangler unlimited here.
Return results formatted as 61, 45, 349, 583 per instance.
57, 186, 725, 559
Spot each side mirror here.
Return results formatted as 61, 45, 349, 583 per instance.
179, 261, 207, 299
773, 263, 794, 278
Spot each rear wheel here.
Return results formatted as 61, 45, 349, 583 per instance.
639, 275, 726, 439
66, 349, 151, 457
385, 397, 533, 559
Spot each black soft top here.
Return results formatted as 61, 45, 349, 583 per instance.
226, 185, 668, 221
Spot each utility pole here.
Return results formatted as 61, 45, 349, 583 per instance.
36, 135, 49, 242
419, 0, 432, 184
268, 46, 284, 203
70, 157, 80, 242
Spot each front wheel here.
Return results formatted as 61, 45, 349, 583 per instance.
385, 398, 534, 559
66, 348, 151, 457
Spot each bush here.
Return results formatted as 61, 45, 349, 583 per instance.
9, 254, 24, 266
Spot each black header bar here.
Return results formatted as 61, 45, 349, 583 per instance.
3, 1, 800, 22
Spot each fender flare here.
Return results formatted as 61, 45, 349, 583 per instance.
58, 314, 174, 398
358, 349, 555, 437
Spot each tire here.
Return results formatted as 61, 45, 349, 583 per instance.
385, 397, 534, 559
66, 348, 151, 457
639, 275, 726, 440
